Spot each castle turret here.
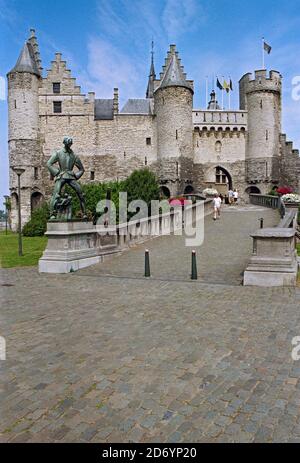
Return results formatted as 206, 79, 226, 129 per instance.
239, 70, 282, 193
7, 29, 43, 230
154, 45, 194, 196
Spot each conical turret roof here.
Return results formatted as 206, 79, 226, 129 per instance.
155, 45, 193, 94
9, 36, 41, 76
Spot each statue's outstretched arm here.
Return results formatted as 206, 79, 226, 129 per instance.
74, 157, 85, 180
47, 152, 60, 178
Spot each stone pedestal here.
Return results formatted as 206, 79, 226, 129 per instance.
244, 228, 298, 287
39, 221, 117, 274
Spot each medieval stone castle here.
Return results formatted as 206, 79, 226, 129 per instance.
7, 29, 300, 229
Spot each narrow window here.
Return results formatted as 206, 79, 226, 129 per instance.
176, 130, 178, 140
260, 100, 263, 109
90, 171, 95, 180
53, 101, 62, 113
34, 167, 38, 180
145, 157, 147, 166
176, 162, 179, 176
146, 137, 151, 146
14, 100, 17, 109
53, 82, 61, 94
124, 151, 126, 159
266, 130, 269, 140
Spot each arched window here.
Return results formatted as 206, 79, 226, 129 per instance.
215, 141, 222, 153
160, 186, 171, 199
31, 192, 45, 214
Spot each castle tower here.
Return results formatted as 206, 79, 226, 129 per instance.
7, 30, 43, 230
239, 70, 282, 193
154, 45, 194, 197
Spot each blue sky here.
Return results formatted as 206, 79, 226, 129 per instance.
1, 0, 300, 201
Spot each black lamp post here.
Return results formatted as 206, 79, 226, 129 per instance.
12, 167, 25, 256
4, 195, 10, 235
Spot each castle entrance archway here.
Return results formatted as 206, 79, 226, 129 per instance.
245, 186, 261, 195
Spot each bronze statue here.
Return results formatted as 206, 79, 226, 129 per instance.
47, 137, 87, 220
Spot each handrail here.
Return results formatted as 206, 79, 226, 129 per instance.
249, 194, 285, 219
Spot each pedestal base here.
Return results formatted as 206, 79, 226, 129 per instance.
39, 221, 118, 274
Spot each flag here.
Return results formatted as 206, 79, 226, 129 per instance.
264, 41, 272, 54
223, 80, 230, 93
216, 78, 223, 90
230, 79, 233, 91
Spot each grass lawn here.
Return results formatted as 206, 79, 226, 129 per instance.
0, 231, 47, 268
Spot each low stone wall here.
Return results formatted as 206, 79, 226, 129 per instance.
39, 199, 213, 274
244, 205, 298, 287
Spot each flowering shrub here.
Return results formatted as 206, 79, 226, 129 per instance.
281, 194, 300, 203
277, 186, 294, 195
169, 197, 190, 206
203, 188, 219, 197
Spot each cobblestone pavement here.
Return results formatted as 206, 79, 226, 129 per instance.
1, 206, 300, 443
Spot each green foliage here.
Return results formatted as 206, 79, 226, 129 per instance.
123, 169, 160, 218
268, 189, 279, 197
65, 169, 160, 223
65, 180, 125, 223
23, 203, 50, 237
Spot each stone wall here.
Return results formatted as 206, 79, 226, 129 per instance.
279, 134, 300, 192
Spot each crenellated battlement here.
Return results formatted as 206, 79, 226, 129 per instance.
240, 69, 282, 96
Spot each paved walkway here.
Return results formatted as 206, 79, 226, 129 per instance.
1, 206, 300, 443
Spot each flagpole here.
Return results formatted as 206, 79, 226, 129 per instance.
228, 77, 231, 110
222, 76, 224, 110
262, 37, 265, 69
205, 76, 208, 108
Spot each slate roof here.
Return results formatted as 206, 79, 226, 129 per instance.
120, 99, 152, 115
9, 42, 41, 76
158, 51, 192, 93
94, 99, 114, 120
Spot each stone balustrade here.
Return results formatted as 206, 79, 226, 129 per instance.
39, 199, 213, 274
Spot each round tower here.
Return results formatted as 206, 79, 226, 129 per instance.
154, 45, 194, 197
239, 70, 282, 193
7, 30, 43, 230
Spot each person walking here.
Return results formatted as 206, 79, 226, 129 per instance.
233, 189, 239, 204
228, 189, 234, 205
213, 193, 222, 221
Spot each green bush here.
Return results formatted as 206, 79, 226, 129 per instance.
66, 169, 160, 222
123, 168, 160, 219
65, 180, 125, 223
23, 203, 50, 237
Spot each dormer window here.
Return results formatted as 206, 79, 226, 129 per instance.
53, 82, 61, 94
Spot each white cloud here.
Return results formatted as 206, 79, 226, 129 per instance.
162, 0, 205, 41
86, 37, 146, 103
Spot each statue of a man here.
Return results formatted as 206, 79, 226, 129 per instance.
47, 137, 87, 220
